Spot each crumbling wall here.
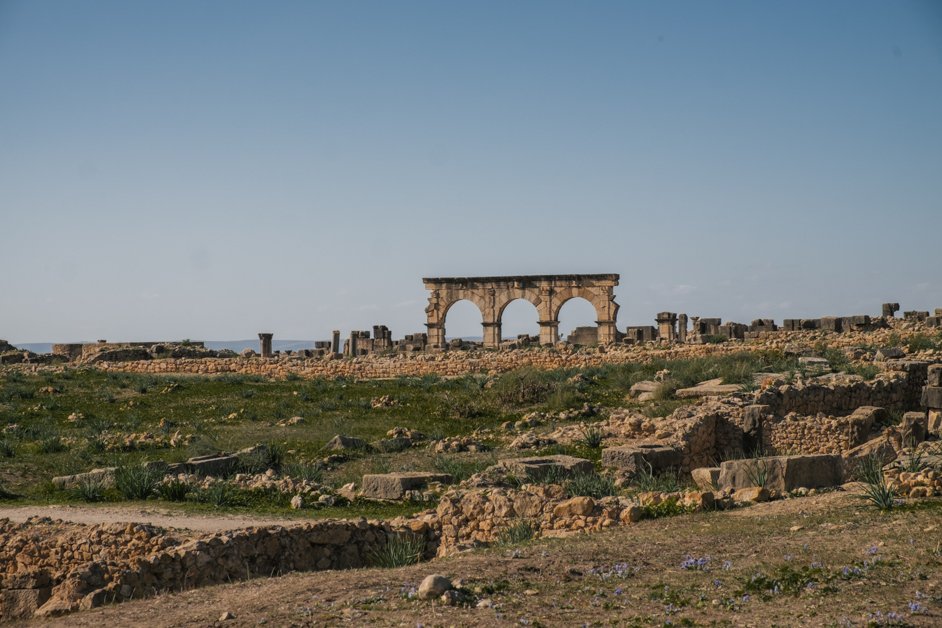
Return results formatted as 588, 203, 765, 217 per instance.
752, 361, 927, 416
0, 516, 438, 620
761, 413, 866, 455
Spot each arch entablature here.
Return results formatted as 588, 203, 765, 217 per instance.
423, 274, 620, 349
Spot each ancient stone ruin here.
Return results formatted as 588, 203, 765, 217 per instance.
422, 274, 621, 349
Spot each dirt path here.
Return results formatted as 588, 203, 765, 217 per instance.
0, 504, 312, 533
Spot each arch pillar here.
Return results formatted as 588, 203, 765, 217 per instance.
482, 321, 501, 348
539, 320, 559, 346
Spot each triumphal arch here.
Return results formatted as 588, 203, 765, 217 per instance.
422, 274, 620, 349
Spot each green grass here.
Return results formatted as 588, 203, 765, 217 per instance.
0, 351, 808, 505
497, 519, 536, 545
369, 534, 426, 567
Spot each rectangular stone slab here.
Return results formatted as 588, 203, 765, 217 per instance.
186, 454, 240, 477
601, 443, 683, 474
717, 454, 843, 492
922, 386, 942, 409
498, 454, 594, 482
361, 472, 452, 500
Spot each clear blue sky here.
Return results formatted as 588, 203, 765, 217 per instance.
2, 1, 941, 344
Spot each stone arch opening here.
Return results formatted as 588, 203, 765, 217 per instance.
499, 298, 541, 341
423, 274, 620, 349
442, 299, 484, 342
557, 297, 601, 344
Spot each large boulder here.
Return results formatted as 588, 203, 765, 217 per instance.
717, 454, 843, 492
601, 442, 683, 474
361, 472, 452, 500
498, 455, 594, 482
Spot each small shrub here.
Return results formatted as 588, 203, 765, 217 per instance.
194, 482, 238, 507
578, 426, 604, 449
37, 436, 67, 454
371, 535, 425, 568
641, 498, 687, 519
0, 440, 14, 458
157, 479, 191, 502
566, 472, 617, 499
896, 440, 928, 473
432, 454, 495, 482
114, 465, 163, 500
497, 520, 536, 546
906, 334, 940, 353
744, 458, 771, 488
860, 466, 897, 511
74, 477, 106, 503
854, 454, 885, 485
492, 368, 560, 406
282, 461, 324, 483
0, 483, 17, 500
739, 563, 833, 597
239, 443, 285, 474
631, 461, 684, 493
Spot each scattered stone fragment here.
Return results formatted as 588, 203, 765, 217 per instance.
417, 574, 452, 600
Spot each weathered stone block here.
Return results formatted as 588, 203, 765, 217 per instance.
361, 472, 452, 500
690, 467, 720, 491
601, 443, 683, 474
717, 454, 843, 492
186, 454, 240, 477
929, 409, 942, 437
842, 436, 898, 479
324, 434, 371, 452
900, 411, 928, 444
1, 588, 51, 620
51, 467, 116, 490
921, 386, 942, 409
927, 365, 942, 388
498, 455, 594, 482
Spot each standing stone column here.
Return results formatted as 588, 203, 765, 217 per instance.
425, 324, 445, 351
882, 303, 900, 318
258, 333, 273, 358
596, 319, 618, 345
348, 332, 359, 357
482, 322, 501, 349
331, 330, 341, 356
677, 313, 688, 343
655, 312, 678, 342
538, 320, 559, 346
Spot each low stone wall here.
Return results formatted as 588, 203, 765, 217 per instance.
752, 361, 927, 417
435, 485, 712, 556
761, 413, 864, 455
0, 516, 438, 620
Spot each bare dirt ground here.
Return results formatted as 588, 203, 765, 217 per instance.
19, 490, 942, 628
0, 504, 309, 533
